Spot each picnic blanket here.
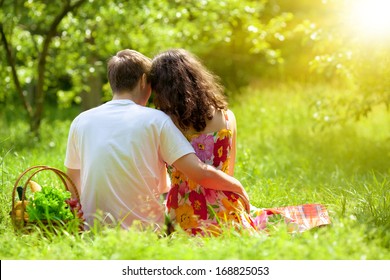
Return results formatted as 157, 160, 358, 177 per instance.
251, 203, 331, 233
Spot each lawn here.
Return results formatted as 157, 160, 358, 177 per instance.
0, 83, 389, 260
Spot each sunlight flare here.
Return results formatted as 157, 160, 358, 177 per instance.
348, 0, 390, 38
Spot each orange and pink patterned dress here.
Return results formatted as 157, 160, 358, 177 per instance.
165, 112, 331, 235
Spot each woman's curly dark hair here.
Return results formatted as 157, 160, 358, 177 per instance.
150, 49, 227, 132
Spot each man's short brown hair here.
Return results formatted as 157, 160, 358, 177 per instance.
107, 49, 151, 93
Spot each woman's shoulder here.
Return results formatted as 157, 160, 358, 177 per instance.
225, 109, 236, 123
185, 109, 234, 138
211, 108, 236, 132
202, 109, 235, 131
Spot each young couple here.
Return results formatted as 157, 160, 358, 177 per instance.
65, 49, 330, 235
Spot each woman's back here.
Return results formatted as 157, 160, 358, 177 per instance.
165, 109, 255, 235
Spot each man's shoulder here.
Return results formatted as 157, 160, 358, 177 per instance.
70, 104, 105, 126
76, 104, 103, 117
140, 106, 170, 119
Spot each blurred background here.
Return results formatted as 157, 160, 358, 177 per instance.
0, 0, 389, 135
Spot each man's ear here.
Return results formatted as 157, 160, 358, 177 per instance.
139, 73, 151, 106
140, 73, 148, 89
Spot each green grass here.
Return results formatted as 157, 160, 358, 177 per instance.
1, 83, 389, 260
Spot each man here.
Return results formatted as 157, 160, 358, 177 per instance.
64, 49, 248, 230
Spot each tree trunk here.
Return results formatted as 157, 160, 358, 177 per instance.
31, 0, 87, 136
81, 57, 103, 111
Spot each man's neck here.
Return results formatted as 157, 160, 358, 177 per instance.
112, 91, 134, 100
112, 93, 147, 106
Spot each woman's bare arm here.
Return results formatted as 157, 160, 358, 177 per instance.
227, 109, 237, 176
172, 153, 250, 211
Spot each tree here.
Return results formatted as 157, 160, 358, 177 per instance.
34, 0, 295, 105
1, 0, 293, 136
0, 0, 87, 135
272, 0, 390, 126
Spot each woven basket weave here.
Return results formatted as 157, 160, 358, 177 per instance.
10, 165, 81, 229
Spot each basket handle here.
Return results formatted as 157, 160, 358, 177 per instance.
11, 165, 80, 218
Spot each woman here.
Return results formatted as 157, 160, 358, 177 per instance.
150, 49, 330, 235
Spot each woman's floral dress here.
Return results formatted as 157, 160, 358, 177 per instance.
165, 112, 331, 235
165, 112, 256, 235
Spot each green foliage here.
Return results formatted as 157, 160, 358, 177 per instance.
1, 0, 389, 134
307, 27, 390, 123
0, 0, 88, 134
52, 0, 295, 101
274, 0, 390, 123
1, 0, 293, 120
26, 187, 73, 221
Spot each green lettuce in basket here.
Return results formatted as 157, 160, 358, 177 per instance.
26, 186, 75, 221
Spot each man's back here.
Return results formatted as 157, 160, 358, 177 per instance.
65, 99, 194, 228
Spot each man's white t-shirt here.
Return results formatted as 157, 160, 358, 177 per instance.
64, 99, 194, 229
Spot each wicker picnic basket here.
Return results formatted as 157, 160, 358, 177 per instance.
10, 165, 82, 230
